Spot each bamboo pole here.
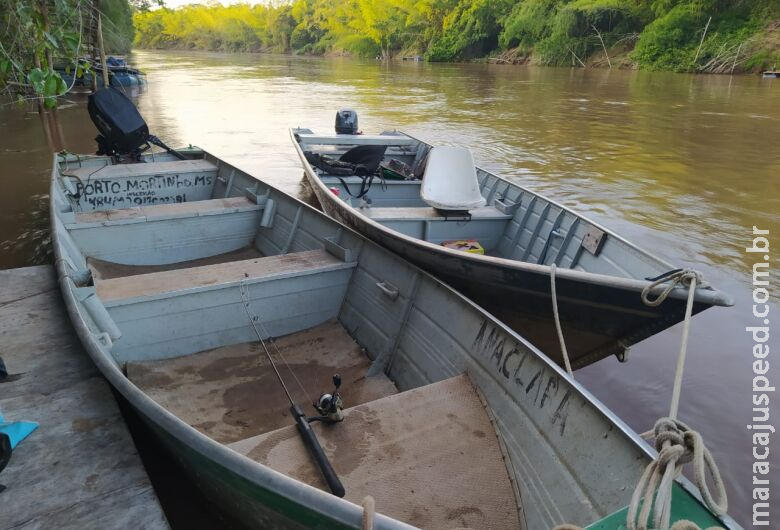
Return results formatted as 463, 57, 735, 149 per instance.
730, 42, 744, 75
567, 47, 587, 68
692, 16, 712, 67
97, 12, 110, 88
592, 25, 611, 69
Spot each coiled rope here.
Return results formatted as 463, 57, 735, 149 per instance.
628, 269, 727, 530
553, 269, 728, 530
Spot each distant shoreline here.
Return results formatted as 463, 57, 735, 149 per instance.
132, 47, 766, 77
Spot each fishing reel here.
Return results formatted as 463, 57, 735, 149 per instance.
309, 374, 344, 424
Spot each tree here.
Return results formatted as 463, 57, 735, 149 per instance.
0, 0, 135, 109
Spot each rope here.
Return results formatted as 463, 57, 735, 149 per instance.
627, 270, 727, 530
552, 269, 727, 530
640, 269, 704, 307
550, 264, 573, 376
362, 496, 375, 530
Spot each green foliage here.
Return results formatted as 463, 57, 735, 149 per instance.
426, 0, 512, 61
131, 0, 779, 73
0, 1, 131, 108
335, 34, 382, 57
632, 1, 772, 71
632, 3, 701, 69
102, 0, 136, 54
500, 0, 560, 49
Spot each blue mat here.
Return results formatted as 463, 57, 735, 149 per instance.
0, 414, 38, 449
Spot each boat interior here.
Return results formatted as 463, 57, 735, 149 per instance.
53, 151, 531, 528
294, 129, 671, 281
50, 150, 689, 529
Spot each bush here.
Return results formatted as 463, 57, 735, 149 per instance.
426, 0, 512, 61
631, 3, 701, 70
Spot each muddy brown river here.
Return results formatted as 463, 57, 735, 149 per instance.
1, 50, 777, 526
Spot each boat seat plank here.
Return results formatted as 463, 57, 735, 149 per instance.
126, 320, 398, 444
229, 374, 521, 530
75, 196, 257, 224
96, 249, 352, 302
363, 205, 513, 222
88, 246, 263, 281
65, 159, 218, 180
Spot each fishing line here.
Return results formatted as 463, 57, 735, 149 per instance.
238, 277, 346, 497
238, 278, 313, 406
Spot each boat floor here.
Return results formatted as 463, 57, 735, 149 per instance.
230, 374, 522, 530
126, 320, 398, 444
88, 246, 263, 281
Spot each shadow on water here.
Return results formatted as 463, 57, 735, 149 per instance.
1, 50, 778, 526
0, 194, 52, 266
113, 389, 237, 528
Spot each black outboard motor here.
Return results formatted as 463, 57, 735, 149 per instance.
335, 109, 358, 135
87, 88, 185, 162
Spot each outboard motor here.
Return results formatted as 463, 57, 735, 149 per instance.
335, 109, 358, 135
87, 87, 185, 162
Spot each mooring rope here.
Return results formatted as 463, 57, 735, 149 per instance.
550, 264, 574, 376
627, 270, 727, 530
553, 270, 727, 530
640, 268, 706, 308
362, 496, 375, 530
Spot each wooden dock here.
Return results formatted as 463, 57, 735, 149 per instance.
0, 266, 169, 529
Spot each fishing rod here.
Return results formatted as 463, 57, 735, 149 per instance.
239, 280, 346, 498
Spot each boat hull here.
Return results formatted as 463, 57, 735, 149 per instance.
303, 171, 705, 368
50, 150, 738, 530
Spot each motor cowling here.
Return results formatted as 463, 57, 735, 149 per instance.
335, 109, 358, 135
88, 87, 149, 157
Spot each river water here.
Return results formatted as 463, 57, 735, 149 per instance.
1, 50, 777, 526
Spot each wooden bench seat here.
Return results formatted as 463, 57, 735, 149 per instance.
96, 249, 355, 303
74, 197, 259, 225
65, 159, 218, 181
229, 374, 521, 530
363, 205, 513, 222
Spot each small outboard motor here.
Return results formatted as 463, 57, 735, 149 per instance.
335, 109, 358, 135
87, 87, 184, 162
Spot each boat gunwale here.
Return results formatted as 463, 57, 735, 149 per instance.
50, 151, 738, 530
291, 128, 734, 308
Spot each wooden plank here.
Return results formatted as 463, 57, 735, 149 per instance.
75, 196, 258, 224
66, 159, 217, 180
297, 133, 414, 146
0, 266, 168, 529
96, 249, 353, 302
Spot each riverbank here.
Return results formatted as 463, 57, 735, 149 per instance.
133, 2, 779, 75
486, 19, 780, 75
